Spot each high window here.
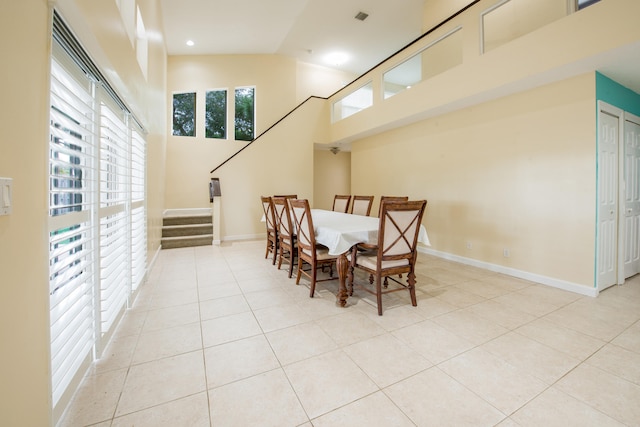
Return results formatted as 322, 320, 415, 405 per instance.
577, 0, 600, 9
205, 89, 227, 139
234, 86, 255, 141
172, 92, 196, 136
332, 82, 373, 122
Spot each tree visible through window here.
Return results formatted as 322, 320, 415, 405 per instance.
235, 87, 254, 141
173, 92, 196, 136
205, 89, 227, 139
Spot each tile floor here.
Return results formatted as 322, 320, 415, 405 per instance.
59, 241, 640, 426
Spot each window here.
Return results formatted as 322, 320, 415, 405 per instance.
205, 89, 227, 139
49, 11, 147, 418
332, 82, 373, 122
384, 28, 463, 99
577, 0, 600, 9
234, 87, 255, 141
173, 92, 196, 136
49, 48, 96, 409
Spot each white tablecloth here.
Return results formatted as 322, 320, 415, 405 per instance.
311, 209, 430, 256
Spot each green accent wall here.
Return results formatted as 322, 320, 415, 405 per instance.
596, 72, 640, 116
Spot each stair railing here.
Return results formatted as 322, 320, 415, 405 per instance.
209, 0, 482, 174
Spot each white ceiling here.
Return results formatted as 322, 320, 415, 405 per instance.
159, 0, 426, 75
158, 0, 640, 100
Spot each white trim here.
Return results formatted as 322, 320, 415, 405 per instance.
148, 244, 162, 273
163, 208, 212, 217
223, 233, 263, 242
418, 246, 599, 297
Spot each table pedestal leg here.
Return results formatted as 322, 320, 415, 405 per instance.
336, 254, 349, 307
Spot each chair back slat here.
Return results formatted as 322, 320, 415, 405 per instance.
273, 197, 294, 239
350, 195, 374, 216
290, 199, 314, 251
377, 196, 409, 217
379, 200, 427, 263
332, 195, 351, 213
261, 196, 276, 231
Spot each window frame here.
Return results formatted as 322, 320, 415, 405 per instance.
234, 86, 255, 141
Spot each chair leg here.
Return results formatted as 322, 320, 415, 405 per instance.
376, 275, 383, 316
347, 247, 356, 296
309, 265, 317, 298
277, 246, 284, 270
271, 240, 278, 265
295, 258, 303, 285
287, 250, 295, 278
408, 271, 417, 307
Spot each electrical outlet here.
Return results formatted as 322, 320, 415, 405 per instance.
503, 248, 510, 258
466, 241, 472, 250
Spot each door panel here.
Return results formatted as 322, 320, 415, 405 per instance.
624, 118, 640, 278
598, 110, 619, 291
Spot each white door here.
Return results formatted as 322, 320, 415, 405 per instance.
624, 115, 640, 278
597, 107, 620, 291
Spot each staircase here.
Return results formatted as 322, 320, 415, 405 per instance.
162, 213, 213, 249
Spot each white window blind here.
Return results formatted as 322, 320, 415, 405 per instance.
48, 52, 97, 408
99, 103, 131, 333
131, 129, 146, 291
49, 10, 148, 415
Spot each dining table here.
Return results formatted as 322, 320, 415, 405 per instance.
310, 209, 430, 307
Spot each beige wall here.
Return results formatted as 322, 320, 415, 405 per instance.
423, 0, 475, 30
352, 74, 597, 287
0, 0, 167, 424
314, 150, 352, 211
296, 61, 357, 103
333, 0, 639, 145
0, 1, 53, 424
165, 55, 345, 239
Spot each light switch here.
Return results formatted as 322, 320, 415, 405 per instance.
0, 177, 12, 216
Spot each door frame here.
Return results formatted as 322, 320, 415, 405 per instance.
597, 101, 623, 292
623, 112, 640, 279
597, 101, 638, 292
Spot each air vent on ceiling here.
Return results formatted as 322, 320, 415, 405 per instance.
354, 11, 369, 21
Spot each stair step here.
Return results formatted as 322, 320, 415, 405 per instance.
163, 215, 212, 226
161, 234, 213, 249
162, 223, 213, 238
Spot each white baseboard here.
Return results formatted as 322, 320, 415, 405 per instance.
163, 208, 212, 217
223, 233, 264, 242
418, 246, 598, 297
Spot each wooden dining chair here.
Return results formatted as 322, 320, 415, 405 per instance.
350, 195, 374, 216
377, 195, 409, 217
273, 197, 297, 278
332, 195, 351, 213
348, 200, 427, 315
260, 196, 278, 265
289, 199, 338, 297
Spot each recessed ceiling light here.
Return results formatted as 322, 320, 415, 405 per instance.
186, 40, 195, 46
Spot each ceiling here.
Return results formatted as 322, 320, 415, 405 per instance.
158, 0, 640, 104
159, 0, 426, 75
